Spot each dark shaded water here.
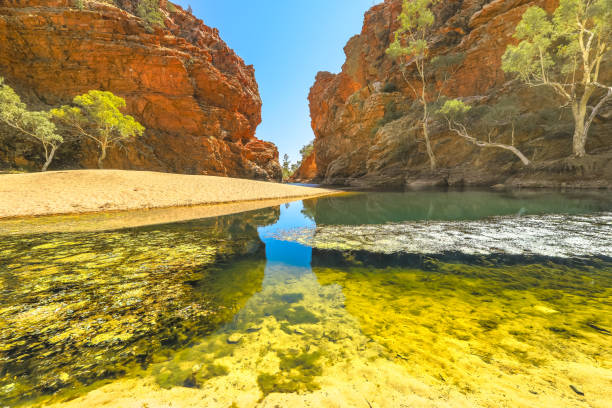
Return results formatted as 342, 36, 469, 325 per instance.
1, 191, 611, 407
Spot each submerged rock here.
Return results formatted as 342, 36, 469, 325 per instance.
271, 213, 612, 259
227, 333, 243, 344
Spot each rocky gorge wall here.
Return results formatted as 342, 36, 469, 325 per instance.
0, 0, 282, 180
306, 0, 612, 189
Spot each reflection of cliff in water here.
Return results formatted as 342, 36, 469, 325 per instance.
312, 248, 612, 405
303, 191, 612, 225
0, 207, 279, 406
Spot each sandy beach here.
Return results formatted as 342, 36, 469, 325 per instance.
0, 170, 335, 219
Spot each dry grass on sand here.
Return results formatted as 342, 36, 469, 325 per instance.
0, 170, 335, 219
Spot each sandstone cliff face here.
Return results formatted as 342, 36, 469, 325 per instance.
289, 152, 318, 183
309, 0, 612, 189
0, 0, 281, 180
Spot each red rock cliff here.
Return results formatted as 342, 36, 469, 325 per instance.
309, 0, 611, 188
0, 0, 282, 180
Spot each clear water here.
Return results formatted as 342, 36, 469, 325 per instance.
1, 191, 611, 407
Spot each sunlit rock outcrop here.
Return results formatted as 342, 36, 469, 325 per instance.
0, 0, 281, 180
309, 0, 612, 188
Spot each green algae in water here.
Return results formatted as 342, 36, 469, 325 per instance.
257, 350, 323, 397
0, 208, 279, 407
313, 253, 612, 397
2, 192, 612, 408
279, 292, 305, 303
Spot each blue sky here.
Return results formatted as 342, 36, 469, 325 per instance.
174, 1, 376, 163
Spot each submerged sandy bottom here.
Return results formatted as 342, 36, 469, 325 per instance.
41, 263, 611, 408
4, 197, 610, 408
0, 170, 335, 219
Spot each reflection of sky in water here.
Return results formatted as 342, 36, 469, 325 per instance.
258, 201, 314, 270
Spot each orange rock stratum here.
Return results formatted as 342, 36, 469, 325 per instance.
308, 0, 611, 188
0, 0, 282, 180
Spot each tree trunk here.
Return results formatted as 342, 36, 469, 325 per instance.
497, 144, 531, 166
571, 90, 593, 158
571, 97, 587, 157
448, 124, 531, 166
423, 121, 436, 172
41, 145, 57, 172
98, 146, 107, 169
572, 121, 587, 158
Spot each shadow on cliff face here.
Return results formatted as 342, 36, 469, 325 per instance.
0, 207, 279, 406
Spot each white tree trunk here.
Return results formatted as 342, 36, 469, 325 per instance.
448, 123, 531, 166
423, 121, 437, 171
572, 101, 588, 158
97, 147, 107, 169
41, 145, 57, 172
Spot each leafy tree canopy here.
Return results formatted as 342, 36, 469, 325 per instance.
501, 0, 612, 157
0, 78, 63, 171
52, 90, 144, 168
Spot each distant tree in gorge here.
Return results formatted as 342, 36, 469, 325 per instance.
0, 78, 63, 171
52, 91, 145, 169
282, 154, 293, 181
502, 0, 612, 158
437, 99, 532, 166
387, 0, 440, 172
290, 162, 300, 174
299, 142, 314, 159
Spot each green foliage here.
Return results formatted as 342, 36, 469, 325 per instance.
52, 90, 144, 168
382, 82, 399, 93
0, 77, 63, 171
503, 0, 612, 86
438, 99, 471, 121
281, 153, 292, 180
257, 350, 322, 397
436, 98, 532, 165
378, 100, 406, 127
299, 142, 314, 159
501, 7, 556, 82
501, 0, 612, 157
386, 0, 438, 60
136, 0, 165, 32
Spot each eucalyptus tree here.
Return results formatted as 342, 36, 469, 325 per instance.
0, 78, 63, 171
386, 0, 440, 171
502, 0, 612, 157
52, 91, 145, 169
438, 99, 532, 166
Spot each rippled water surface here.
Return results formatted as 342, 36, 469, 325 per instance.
1, 191, 611, 407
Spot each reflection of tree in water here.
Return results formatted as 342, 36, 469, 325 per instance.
303, 191, 612, 225
0, 207, 279, 406
312, 248, 612, 404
